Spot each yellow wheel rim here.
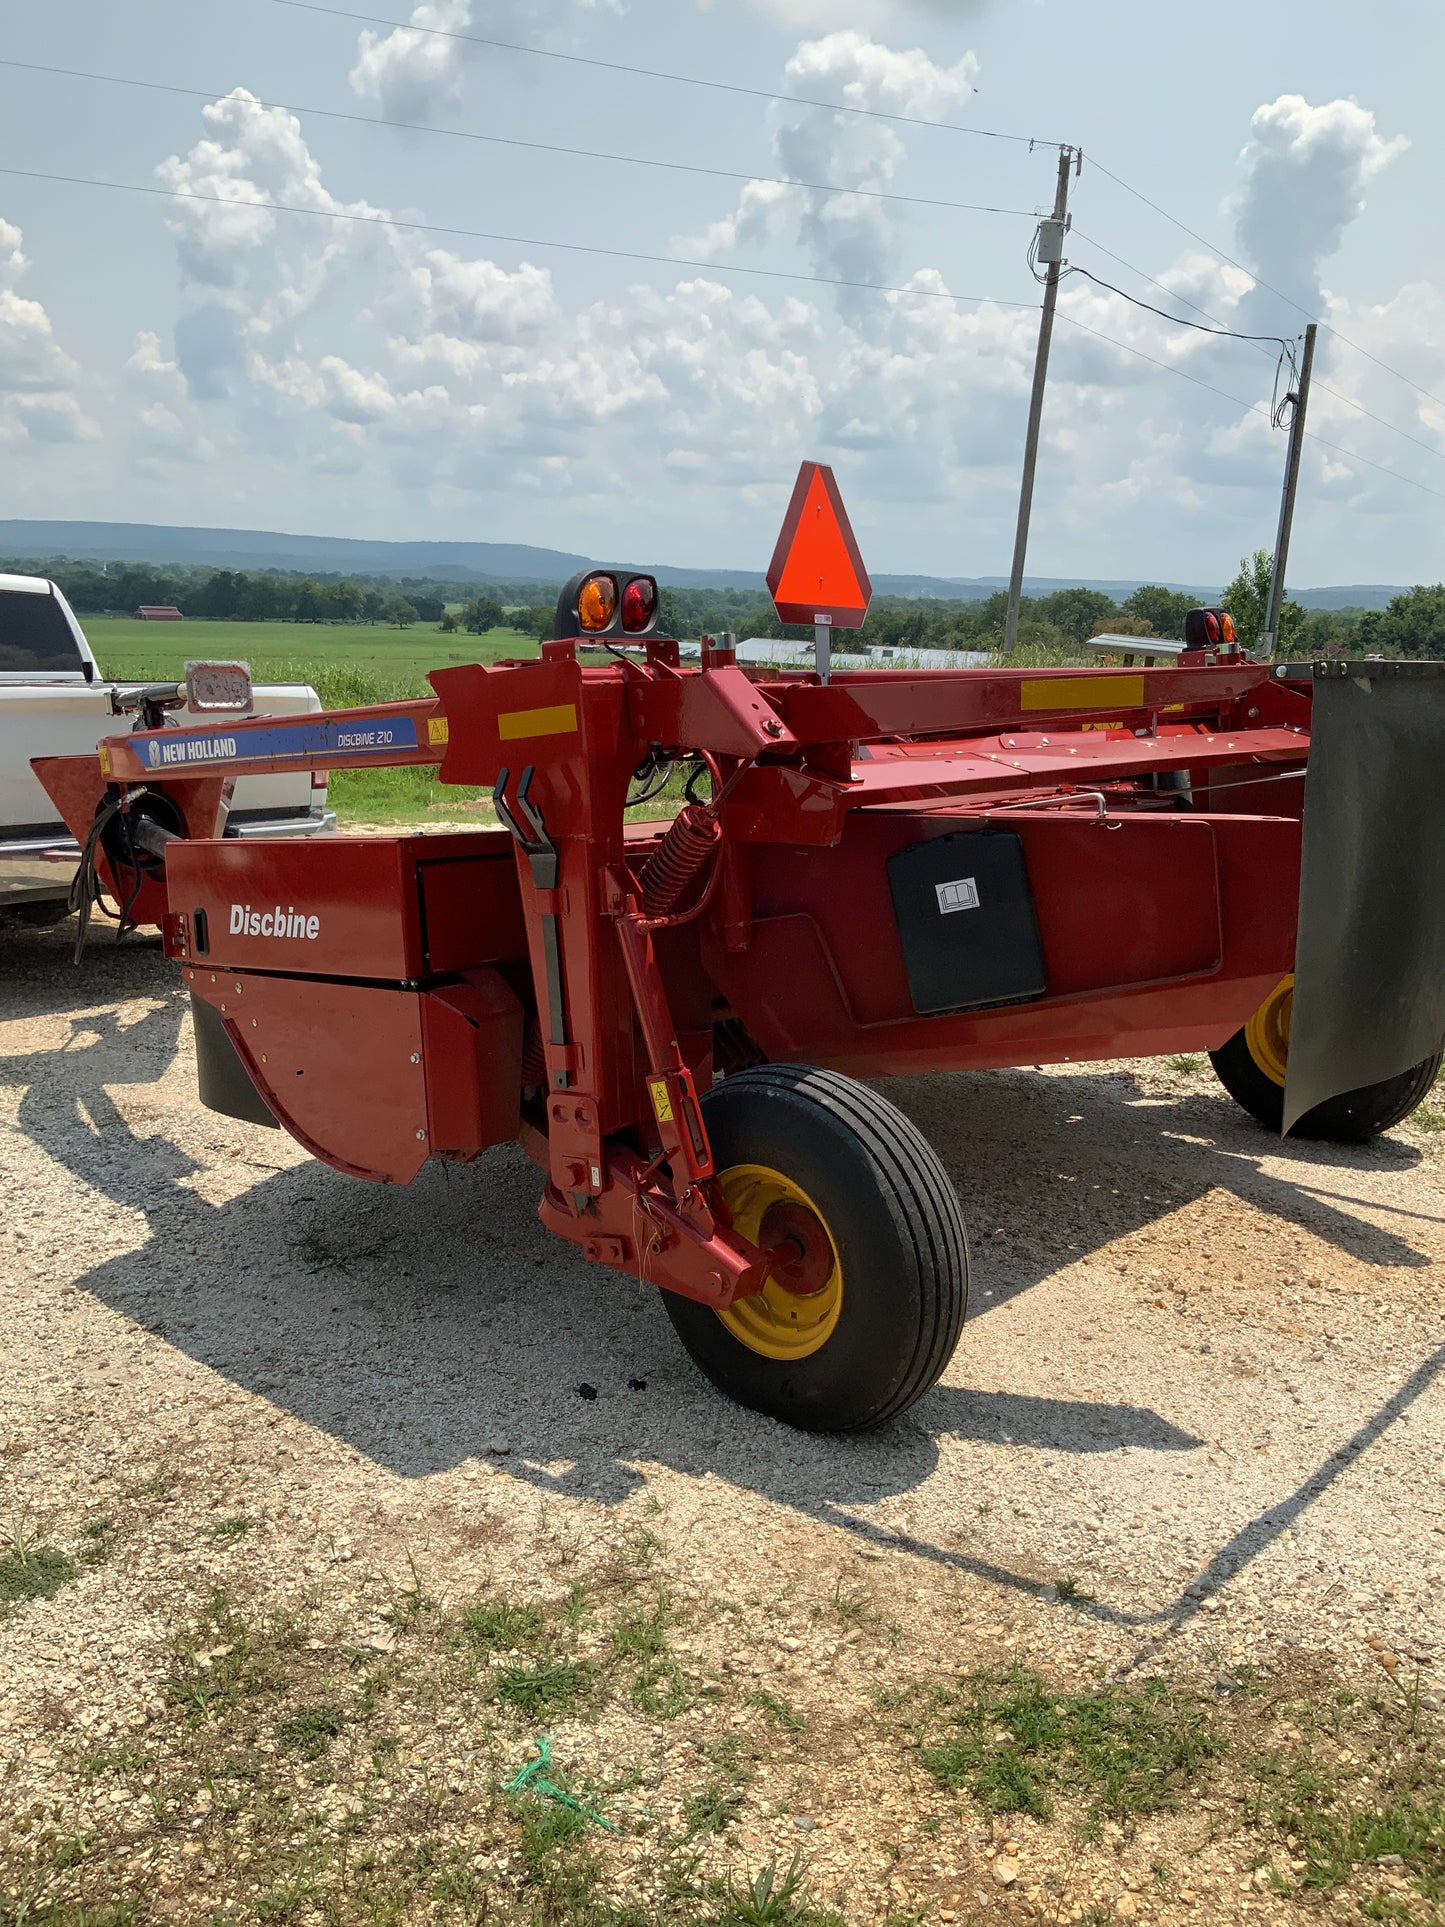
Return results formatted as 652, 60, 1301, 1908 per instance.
716, 1163, 843, 1362
1245, 974, 1294, 1088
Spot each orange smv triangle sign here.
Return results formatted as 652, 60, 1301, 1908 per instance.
766, 461, 873, 628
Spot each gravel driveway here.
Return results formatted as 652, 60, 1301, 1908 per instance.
2, 917, 1442, 1924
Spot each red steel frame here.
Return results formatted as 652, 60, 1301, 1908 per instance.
54, 641, 1311, 1315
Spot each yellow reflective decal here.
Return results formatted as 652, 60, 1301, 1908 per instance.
649, 1079, 674, 1125
1021, 675, 1146, 712
498, 703, 579, 742
98, 745, 112, 776
427, 715, 450, 746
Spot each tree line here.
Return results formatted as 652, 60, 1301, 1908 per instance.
7, 553, 1445, 658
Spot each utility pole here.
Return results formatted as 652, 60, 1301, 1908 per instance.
1257, 321, 1317, 660
1002, 144, 1077, 656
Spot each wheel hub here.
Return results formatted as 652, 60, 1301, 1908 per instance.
715, 1163, 843, 1361
1245, 974, 1294, 1089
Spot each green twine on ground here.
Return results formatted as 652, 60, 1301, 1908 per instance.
505, 1735, 622, 1833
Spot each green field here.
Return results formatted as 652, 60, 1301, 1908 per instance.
83, 615, 539, 689
82, 615, 543, 824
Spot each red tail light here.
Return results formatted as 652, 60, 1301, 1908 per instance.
621, 577, 657, 633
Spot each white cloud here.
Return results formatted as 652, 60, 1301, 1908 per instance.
105, 72, 1443, 585
716, 0, 987, 29
349, 0, 474, 123
1233, 95, 1407, 315
348, 0, 622, 125
0, 216, 98, 445
684, 31, 977, 310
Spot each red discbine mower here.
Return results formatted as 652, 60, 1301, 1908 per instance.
35, 570, 1445, 1430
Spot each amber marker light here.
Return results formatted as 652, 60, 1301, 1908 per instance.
578, 574, 617, 631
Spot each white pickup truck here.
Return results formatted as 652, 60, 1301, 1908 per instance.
0, 572, 334, 924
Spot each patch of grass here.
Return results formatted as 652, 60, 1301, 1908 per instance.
167, 1587, 295, 1724
746, 1688, 807, 1734
632, 1656, 692, 1719
462, 1597, 545, 1652
685, 1778, 746, 1839
275, 1701, 347, 1760
203, 1516, 255, 1544
1166, 1053, 1204, 1075
920, 1664, 1223, 1822
0, 1528, 76, 1608
1054, 1577, 1095, 1608
50, 1833, 92, 1869
1246, 1715, 1445, 1900
80, 1747, 146, 1780
494, 1657, 599, 1721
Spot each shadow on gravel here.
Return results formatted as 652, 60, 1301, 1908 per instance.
884, 1066, 1434, 1322
9, 926, 1441, 1646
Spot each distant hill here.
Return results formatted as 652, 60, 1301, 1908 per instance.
0, 519, 1410, 608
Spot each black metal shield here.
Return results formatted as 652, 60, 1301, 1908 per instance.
1285, 659, 1445, 1132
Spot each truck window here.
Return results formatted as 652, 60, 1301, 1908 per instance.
0, 588, 88, 673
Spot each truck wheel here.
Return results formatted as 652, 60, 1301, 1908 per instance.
1210, 975, 1444, 1142
662, 1065, 969, 1431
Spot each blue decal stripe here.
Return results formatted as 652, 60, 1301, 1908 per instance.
141, 717, 420, 769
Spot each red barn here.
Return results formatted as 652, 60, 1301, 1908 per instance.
135, 605, 183, 621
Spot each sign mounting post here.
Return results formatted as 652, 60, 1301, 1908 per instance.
766, 461, 872, 684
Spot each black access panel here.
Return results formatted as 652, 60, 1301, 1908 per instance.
887, 830, 1047, 1015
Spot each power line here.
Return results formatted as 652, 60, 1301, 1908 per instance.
1055, 310, 1445, 506
1087, 153, 1445, 417
0, 163, 1042, 312
1070, 226, 1283, 363
1071, 224, 1445, 470
11, 161, 1442, 509
0, 56, 1038, 222
265, 0, 1062, 148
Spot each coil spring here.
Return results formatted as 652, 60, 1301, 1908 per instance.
638, 804, 721, 917
520, 1019, 547, 1088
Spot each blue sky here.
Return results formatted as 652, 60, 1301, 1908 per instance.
2, 0, 1441, 586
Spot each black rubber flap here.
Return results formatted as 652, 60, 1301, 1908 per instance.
887, 830, 1047, 1015
191, 992, 279, 1129
1285, 660, 1445, 1132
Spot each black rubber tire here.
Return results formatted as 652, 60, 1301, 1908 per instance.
1210, 1028, 1443, 1143
0, 900, 73, 928
662, 1064, 969, 1432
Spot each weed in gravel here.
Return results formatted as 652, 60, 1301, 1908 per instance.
78, 1517, 115, 1567
1242, 1687, 1445, 1903
1166, 1054, 1204, 1074
462, 1598, 545, 1653
921, 1664, 1222, 1822
80, 1747, 146, 1780
50, 1833, 91, 1869
291, 1227, 387, 1275
167, 1588, 296, 1723
633, 1656, 692, 1719
829, 1576, 881, 1634
745, 1688, 807, 1734
494, 1656, 599, 1720
382, 1553, 438, 1629
1053, 1577, 1095, 1608
203, 1516, 255, 1544
0, 1525, 76, 1609
276, 1701, 347, 1760
685, 1777, 747, 1838
700, 1853, 846, 1927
